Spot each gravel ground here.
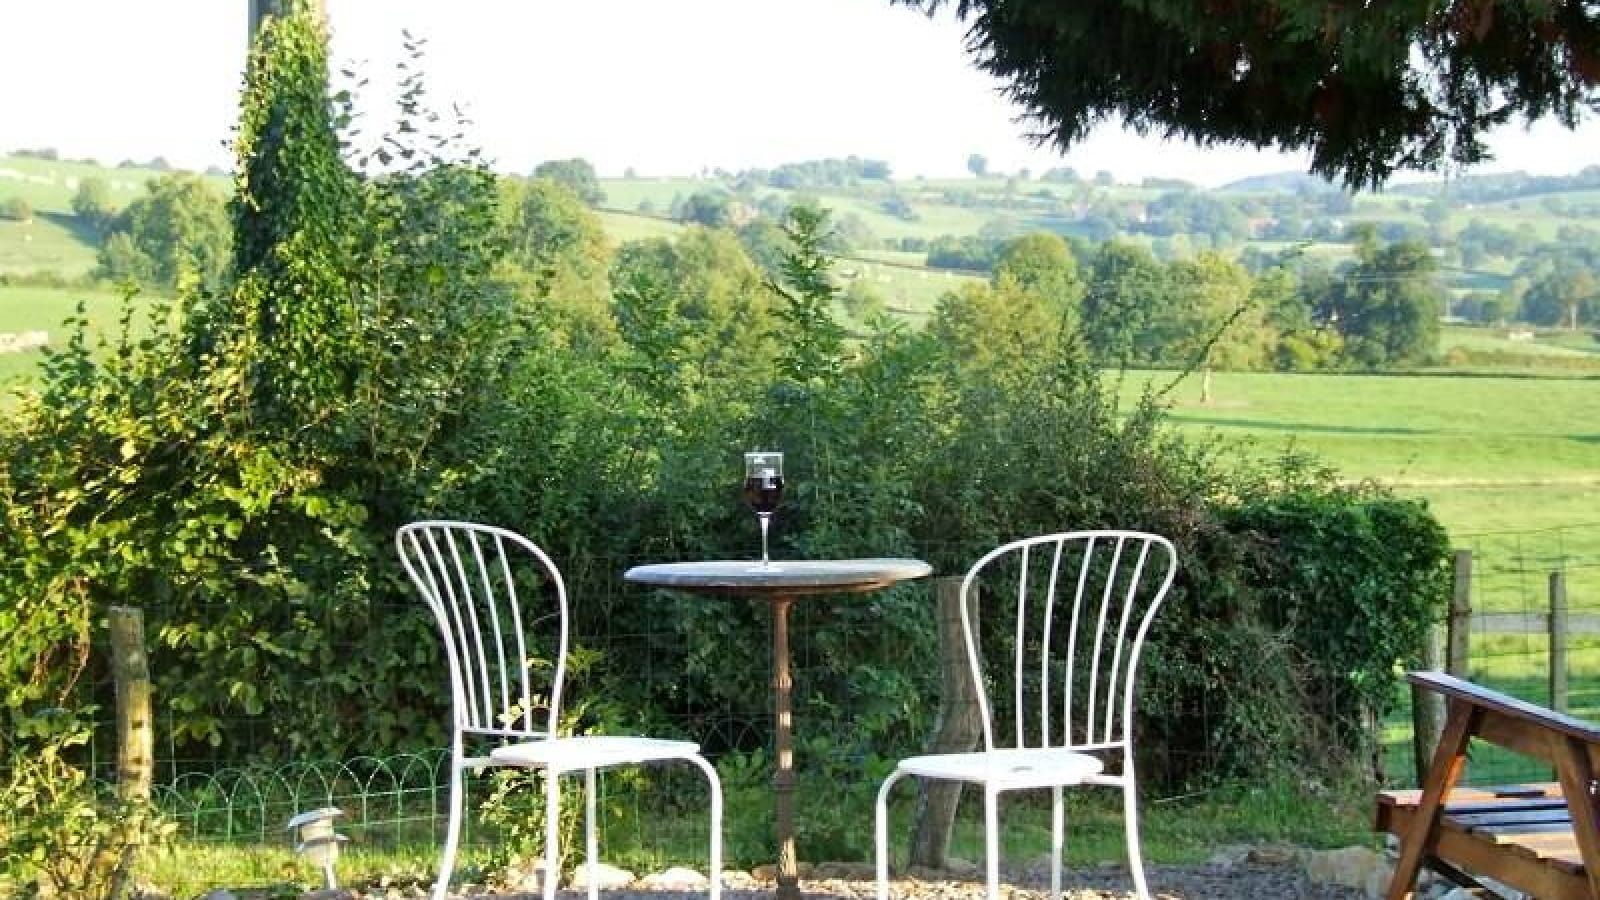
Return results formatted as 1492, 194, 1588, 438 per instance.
485, 861, 1368, 900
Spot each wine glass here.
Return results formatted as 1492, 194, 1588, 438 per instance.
743, 451, 784, 569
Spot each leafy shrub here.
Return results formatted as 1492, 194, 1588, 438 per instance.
0, 17, 1454, 889
1144, 463, 1451, 785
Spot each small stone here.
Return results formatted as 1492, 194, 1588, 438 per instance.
813, 861, 877, 880
1246, 844, 1300, 866
567, 862, 635, 891
500, 859, 549, 894
1305, 846, 1385, 889
944, 857, 979, 877
751, 864, 778, 882
195, 892, 237, 900
1208, 844, 1252, 868
639, 867, 709, 889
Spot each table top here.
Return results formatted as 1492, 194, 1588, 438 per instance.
624, 558, 933, 596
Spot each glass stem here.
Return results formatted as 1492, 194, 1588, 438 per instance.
759, 512, 772, 568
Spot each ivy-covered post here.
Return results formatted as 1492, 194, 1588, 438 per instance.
248, 0, 325, 44
227, 0, 358, 437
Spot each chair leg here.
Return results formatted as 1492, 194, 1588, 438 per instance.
586, 768, 599, 900
686, 754, 723, 900
1051, 785, 1064, 900
1123, 774, 1150, 900
984, 785, 1000, 900
875, 770, 907, 900
432, 759, 467, 900
545, 767, 561, 900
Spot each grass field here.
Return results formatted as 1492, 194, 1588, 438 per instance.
1440, 324, 1600, 358
1131, 369, 1600, 486
0, 216, 98, 276
0, 284, 154, 387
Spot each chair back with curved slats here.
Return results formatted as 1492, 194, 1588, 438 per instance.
396, 521, 569, 742
961, 531, 1178, 754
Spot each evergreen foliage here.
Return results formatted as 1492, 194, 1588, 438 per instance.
894, 0, 1600, 187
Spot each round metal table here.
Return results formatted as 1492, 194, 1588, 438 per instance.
624, 559, 934, 900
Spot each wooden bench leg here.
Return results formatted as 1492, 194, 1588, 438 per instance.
1387, 699, 1480, 900
1552, 735, 1600, 899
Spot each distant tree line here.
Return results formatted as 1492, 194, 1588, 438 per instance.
732, 156, 892, 190
29, 145, 1600, 345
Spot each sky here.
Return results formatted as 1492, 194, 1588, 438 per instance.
2, 0, 1596, 188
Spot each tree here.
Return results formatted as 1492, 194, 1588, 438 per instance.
96, 232, 156, 283
1523, 267, 1600, 329
893, 0, 1600, 187
71, 177, 117, 234
1323, 236, 1445, 366
97, 173, 230, 289
1080, 240, 1165, 364
1157, 253, 1275, 399
532, 157, 605, 206
770, 205, 848, 385
930, 276, 1065, 377
966, 153, 989, 178
674, 190, 732, 227
992, 232, 1083, 312
503, 176, 615, 348
611, 227, 776, 385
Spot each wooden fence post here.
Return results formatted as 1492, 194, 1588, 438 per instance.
1447, 550, 1472, 678
109, 606, 153, 900
1411, 625, 1445, 785
910, 577, 981, 869
1551, 572, 1569, 714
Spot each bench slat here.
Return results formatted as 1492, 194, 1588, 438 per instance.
1383, 798, 1590, 879
1455, 809, 1575, 827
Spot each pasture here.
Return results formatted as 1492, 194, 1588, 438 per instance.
0, 284, 154, 386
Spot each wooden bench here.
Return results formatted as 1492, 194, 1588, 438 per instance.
1375, 672, 1600, 899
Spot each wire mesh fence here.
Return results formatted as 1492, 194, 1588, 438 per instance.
73, 523, 1557, 886
1383, 522, 1600, 787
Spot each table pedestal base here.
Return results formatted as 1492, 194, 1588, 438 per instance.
772, 594, 800, 900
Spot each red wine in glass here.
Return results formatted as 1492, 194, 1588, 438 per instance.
743, 452, 784, 568
742, 473, 784, 514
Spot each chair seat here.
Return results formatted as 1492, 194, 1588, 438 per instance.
898, 746, 1104, 790
490, 735, 703, 772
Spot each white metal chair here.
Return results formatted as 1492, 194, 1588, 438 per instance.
397, 521, 722, 900
875, 531, 1178, 900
